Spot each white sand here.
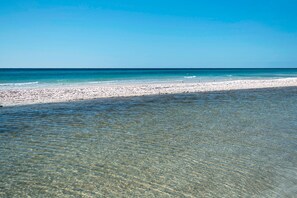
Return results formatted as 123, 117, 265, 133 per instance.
1, 78, 297, 106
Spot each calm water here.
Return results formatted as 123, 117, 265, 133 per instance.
0, 87, 297, 197
1, 68, 297, 88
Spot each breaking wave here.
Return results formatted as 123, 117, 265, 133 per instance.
184, 76, 196, 79
0, 81, 39, 86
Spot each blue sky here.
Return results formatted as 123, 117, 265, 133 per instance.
0, 0, 296, 68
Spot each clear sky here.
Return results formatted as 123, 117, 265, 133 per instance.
0, 0, 296, 68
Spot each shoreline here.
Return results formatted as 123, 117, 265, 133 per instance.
1, 78, 297, 107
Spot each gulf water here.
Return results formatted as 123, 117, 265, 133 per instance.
1, 87, 297, 197
1, 68, 297, 88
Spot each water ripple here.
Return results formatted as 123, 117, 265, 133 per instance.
1, 87, 297, 197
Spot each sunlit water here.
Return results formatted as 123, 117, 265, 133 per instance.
1, 87, 297, 197
1, 68, 297, 89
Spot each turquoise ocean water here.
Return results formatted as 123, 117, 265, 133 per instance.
1, 68, 297, 88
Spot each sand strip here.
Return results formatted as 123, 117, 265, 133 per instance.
1, 78, 297, 106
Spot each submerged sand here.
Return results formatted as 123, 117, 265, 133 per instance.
1, 78, 297, 106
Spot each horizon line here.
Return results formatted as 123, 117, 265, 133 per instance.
1, 67, 297, 69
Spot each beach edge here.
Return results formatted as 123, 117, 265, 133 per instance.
1, 78, 297, 107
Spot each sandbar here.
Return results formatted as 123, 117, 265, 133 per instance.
1, 78, 297, 106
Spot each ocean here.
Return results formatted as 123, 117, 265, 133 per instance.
1, 68, 297, 88
1, 86, 297, 197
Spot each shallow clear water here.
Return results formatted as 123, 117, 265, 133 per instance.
1, 87, 297, 197
1, 68, 297, 88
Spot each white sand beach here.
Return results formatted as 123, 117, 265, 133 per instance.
1, 78, 297, 107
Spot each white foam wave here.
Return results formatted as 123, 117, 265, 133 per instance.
86, 80, 119, 84
0, 81, 39, 86
184, 76, 196, 79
